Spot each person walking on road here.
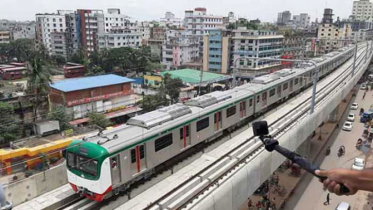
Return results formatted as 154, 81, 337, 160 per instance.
363, 92, 366, 100
324, 193, 331, 205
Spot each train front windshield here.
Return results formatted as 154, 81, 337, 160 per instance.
67, 152, 98, 177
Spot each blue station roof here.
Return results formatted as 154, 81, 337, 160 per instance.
50, 74, 134, 92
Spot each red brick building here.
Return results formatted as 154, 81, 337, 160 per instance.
49, 74, 140, 125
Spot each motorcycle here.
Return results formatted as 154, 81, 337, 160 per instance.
338, 149, 345, 157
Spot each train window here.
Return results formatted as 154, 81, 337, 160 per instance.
111, 157, 118, 170
256, 95, 260, 103
269, 89, 275, 97
277, 86, 281, 94
197, 117, 210, 132
139, 145, 145, 159
131, 149, 136, 163
283, 83, 288, 90
76, 156, 98, 177
226, 106, 236, 118
180, 125, 190, 139
67, 152, 75, 168
249, 99, 253, 107
214, 112, 222, 123
262, 92, 267, 101
294, 78, 298, 85
155, 133, 173, 152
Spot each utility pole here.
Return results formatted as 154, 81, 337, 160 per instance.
310, 66, 318, 114
198, 68, 203, 96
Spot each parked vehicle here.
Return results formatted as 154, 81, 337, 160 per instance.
360, 112, 373, 123
342, 122, 353, 131
351, 103, 359, 110
347, 113, 355, 122
336, 202, 350, 210
352, 158, 365, 171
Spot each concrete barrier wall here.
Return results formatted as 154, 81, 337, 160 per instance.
191, 52, 372, 210
4, 163, 67, 206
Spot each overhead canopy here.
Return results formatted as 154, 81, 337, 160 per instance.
160, 69, 232, 86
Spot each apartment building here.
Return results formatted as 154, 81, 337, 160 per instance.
293, 13, 311, 28
148, 27, 166, 58
98, 28, 142, 49
203, 29, 231, 74
160, 12, 182, 28
51, 32, 68, 58
162, 30, 199, 70
184, 8, 224, 35
36, 11, 70, 52
0, 31, 12, 43
104, 8, 131, 32
76, 9, 105, 53
0, 19, 36, 40
317, 23, 352, 53
352, 0, 373, 21
232, 28, 284, 77
277, 11, 292, 25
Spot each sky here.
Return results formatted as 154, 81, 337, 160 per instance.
0, 0, 354, 23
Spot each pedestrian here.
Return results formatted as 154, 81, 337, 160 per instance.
324, 193, 331, 205
363, 92, 366, 100
248, 198, 252, 208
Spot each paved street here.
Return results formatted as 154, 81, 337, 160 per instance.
286, 85, 372, 210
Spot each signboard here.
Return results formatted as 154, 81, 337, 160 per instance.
105, 105, 127, 113
66, 90, 134, 107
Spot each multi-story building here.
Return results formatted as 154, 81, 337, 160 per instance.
277, 11, 292, 25
281, 32, 305, 59
148, 27, 166, 58
0, 31, 12, 43
49, 74, 138, 124
162, 30, 199, 70
65, 13, 79, 57
98, 28, 142, 49
184, 8, 224, 35
232, 28, 284, 77
36, 11, 70, 53
51, 32, 68, 58
0, 20, 36, 40
352, 0, 373, 21
104, 8, 131, 32
76, 9, 105, 53
203, 29, 231, 74
160, 12, 182, 28
293, 13, 311, 28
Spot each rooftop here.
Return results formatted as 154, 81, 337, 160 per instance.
159, 69, 231, 84
50, 74, 134, 92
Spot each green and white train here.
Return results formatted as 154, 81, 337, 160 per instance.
66, 45, 356, 201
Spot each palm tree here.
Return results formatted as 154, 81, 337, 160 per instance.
27, 53, 52, 122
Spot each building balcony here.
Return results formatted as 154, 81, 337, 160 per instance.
209, 43, 222, 48
234, 50, 256, 55
209, 64, 222, 69
209, 57, 221, 62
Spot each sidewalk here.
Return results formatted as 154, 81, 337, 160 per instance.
241, 90, 355, 210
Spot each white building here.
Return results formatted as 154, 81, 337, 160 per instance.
36, 11, 71, 53
352, 29, 368, 41
162, 30, 199, 70
76, 9, 105, 53
293, 13, 311, 28
160, 12, 182, 28
352, 0, 373, 21
232, 28, 284, 77
0, 31, 12, 44
104, 8, 131, 32
317, 23, 353, 53
184, 8, 224, 35
98, 29, 142, 49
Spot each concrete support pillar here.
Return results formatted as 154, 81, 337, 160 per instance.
328, 105, 339, 123
296, 136, 311, 158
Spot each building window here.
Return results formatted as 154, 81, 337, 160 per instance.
154, 133, 173, 152
226, 106, 236, 118
197, 117, 209, 132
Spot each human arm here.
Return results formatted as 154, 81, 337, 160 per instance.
316, 169, 373, 195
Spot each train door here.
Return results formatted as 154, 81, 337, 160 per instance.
290, 80, 293, 92
262, 92, 267, 107
277, 85, 282, 98
130, 144, 146, 176
240, 101, 246, 118
180, 125, 191, 149
214, 112, 222, 132
300, 76, 303, 87
110, 155, 121, 185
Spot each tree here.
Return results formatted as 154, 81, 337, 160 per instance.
9, 39, 34, 62
140, 86, 169, 112
27, 53, 52, 122
0, 102, 19, 145
51, 55, 66, 67
47, 107, 72, 131
163, 73, 183, 104
86, 65, 105, 76
88, 112, 112, 129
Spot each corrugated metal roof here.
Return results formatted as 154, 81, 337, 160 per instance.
159, 69, 231, 84
50, 74, 134, 92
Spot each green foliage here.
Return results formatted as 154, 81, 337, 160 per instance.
51, 55, 66, 67
86, 65, 105, 76
0, 39, 34, 63
88, 112, 112, 129
139, 87, 169, 112
163, 73, 183, 104
0, 102, 19, 145
47, 107, 72, 131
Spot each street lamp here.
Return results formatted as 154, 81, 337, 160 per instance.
233, 56, 318, 114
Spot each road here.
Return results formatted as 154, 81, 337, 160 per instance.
285, 85, 371, 210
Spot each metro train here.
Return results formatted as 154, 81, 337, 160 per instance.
66, 44, 358, 201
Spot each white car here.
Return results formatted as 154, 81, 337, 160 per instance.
361, 84, 367, 90
350, 103, 358, 110
336, 202, 350, 210
352, 158, 365, 170
342, 122, 353, 131
347, 113, 355, 122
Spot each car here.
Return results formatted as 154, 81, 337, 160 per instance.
361, 84, 367, 90
336, 202, 350, 210
347, 113, 355, 121
352, 158, 365, 170
342, 122, 353, 131
351, 103, 359, 110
